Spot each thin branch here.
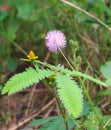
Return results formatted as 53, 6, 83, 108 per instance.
8, 98, 55, 130
24, 84, 37, 117
60, 0, 111, 31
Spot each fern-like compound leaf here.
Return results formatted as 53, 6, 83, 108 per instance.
50, 64, 107, 87
55, 74, 83, 118
2, 67, 54, 95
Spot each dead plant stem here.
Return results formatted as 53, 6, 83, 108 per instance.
60, 0, 111, 31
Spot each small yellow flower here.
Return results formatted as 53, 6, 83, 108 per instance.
27, 50, 38, 60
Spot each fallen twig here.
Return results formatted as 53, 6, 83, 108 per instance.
60, 0, 111, 31
8, 98, 55, 130
24, 84, 37, 117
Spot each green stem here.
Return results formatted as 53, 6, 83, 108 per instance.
59, 48, 104, 129
52, 88, 68, 130
21, 58, 69, 129
78, 77, 104, 129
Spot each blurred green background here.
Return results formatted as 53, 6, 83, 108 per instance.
0, 0, 111, 75
0, 0, 111, 128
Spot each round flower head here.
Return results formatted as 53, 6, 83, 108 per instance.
45, 30, 66, 52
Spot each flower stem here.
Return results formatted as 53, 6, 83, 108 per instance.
58, 48, 74, 70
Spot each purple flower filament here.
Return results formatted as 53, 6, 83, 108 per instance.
45, 30, 67, 52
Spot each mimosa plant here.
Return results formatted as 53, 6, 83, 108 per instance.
2, 30, 108, 130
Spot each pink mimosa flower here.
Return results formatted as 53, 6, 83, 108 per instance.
45, 30, 67, 52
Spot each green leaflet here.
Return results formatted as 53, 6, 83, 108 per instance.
55, 74, 83, 118
71, 71, 107, 87
47, 64, 107, 87
2, 67, 54, 95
